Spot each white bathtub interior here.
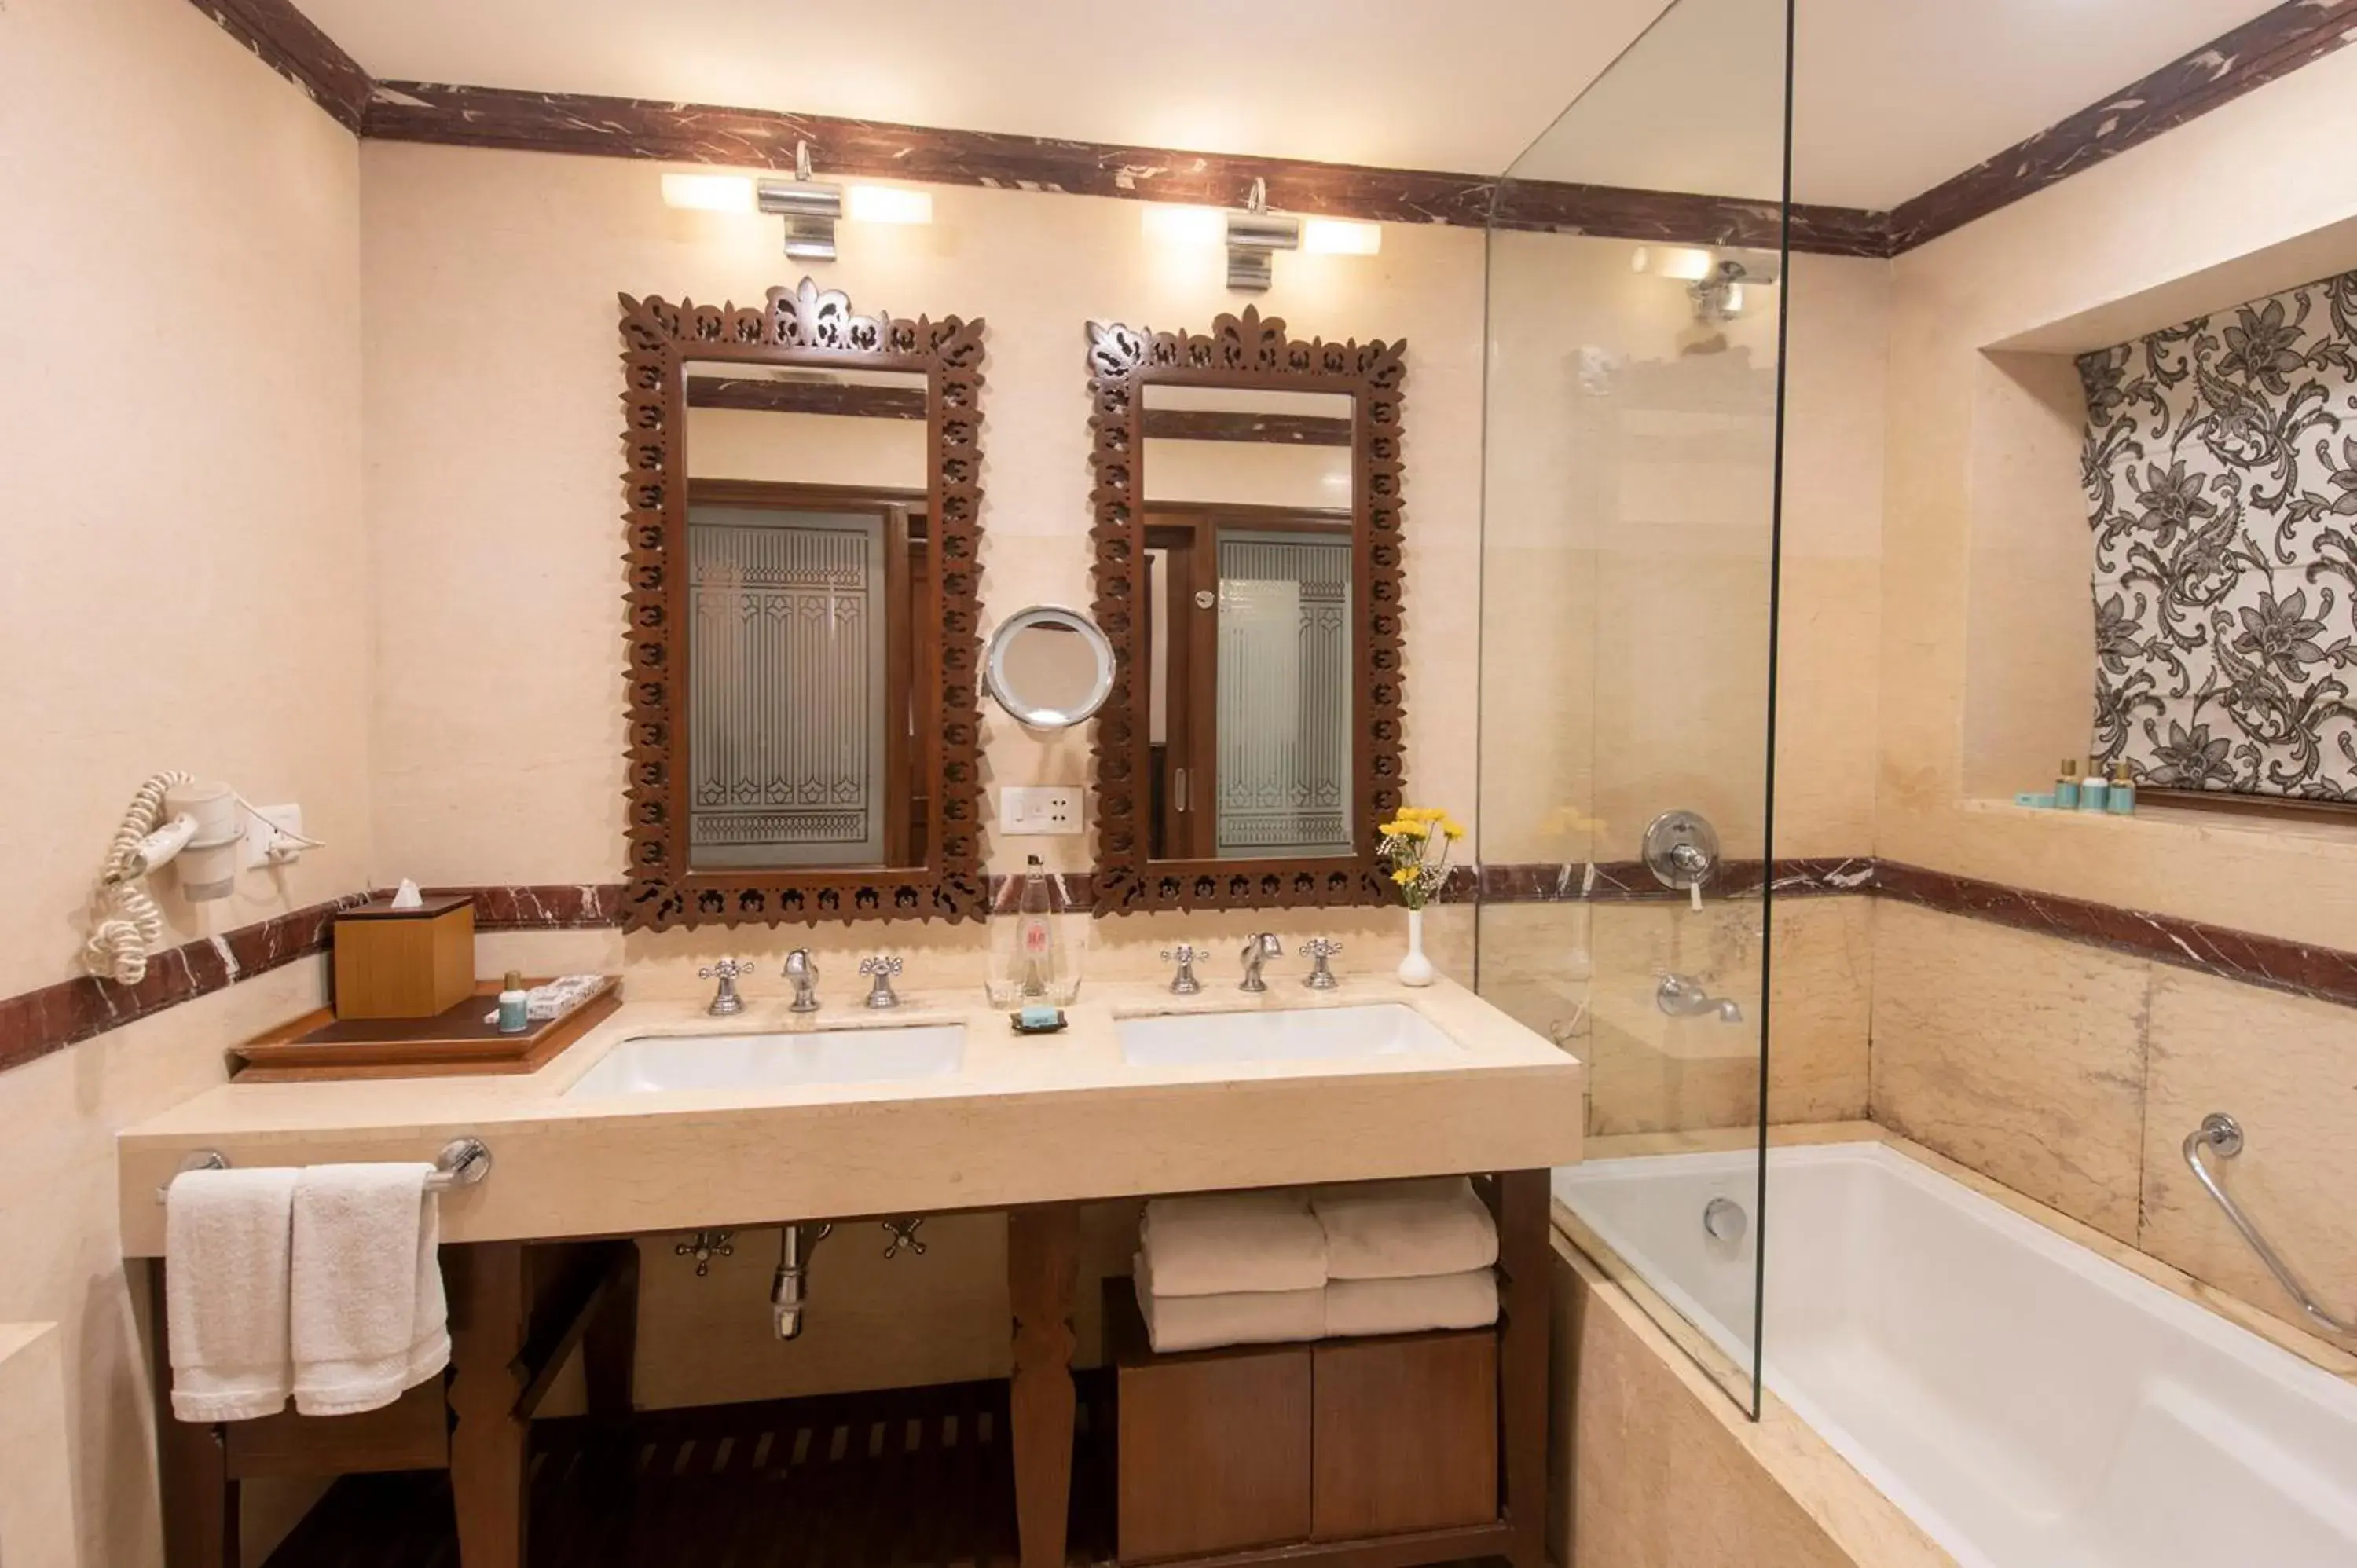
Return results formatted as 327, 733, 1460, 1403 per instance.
1555, 1141, 2357, 1568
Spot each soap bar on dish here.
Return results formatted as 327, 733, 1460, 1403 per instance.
1013, 1004, 1065, 1034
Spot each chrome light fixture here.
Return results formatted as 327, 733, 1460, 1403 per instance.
757, 141, 845, 261
1226, 178, 1301, 291
1631, 245, 1781, 323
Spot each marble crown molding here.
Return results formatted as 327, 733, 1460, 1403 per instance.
186, 0, 2357, 260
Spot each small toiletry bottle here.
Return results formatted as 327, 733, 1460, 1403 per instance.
2055, 759, 2081, 811
2078, 764, 2109, 812
2107, 760, 2136, 815
497, 970, 529, 1034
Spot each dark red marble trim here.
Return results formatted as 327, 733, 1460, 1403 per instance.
1490, 181, 1890, 259
0, 893, 366, 1077
184, 0, 371, 132
1446, 856, 1875, 904
1883, 0, 2357, 254
355, 82, 1888, 259
1873, 861, 2357, 1009
418, 885, 629, 930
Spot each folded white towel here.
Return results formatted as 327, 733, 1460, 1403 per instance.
166, 1167, 299, 1422
1311, 1177, 1497, 1280
1138, 1190, 1326, 1298
290, 1163, 449, 1417
1325, 1269, 1498, 1339
1135, 1255, 1325, 1354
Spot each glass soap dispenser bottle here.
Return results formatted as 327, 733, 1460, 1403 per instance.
989, 854, 1076, 1007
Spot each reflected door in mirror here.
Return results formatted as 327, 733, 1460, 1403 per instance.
1140, 383, 1355, 863
682, 361, 933, 873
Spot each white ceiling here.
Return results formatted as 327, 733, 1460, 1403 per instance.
306, 0, 2293, 209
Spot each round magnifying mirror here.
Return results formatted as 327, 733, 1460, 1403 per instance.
984, 606, 1115, 729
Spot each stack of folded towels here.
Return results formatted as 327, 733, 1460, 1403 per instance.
1133, 1177, 1499, 1354
164, 1163, 450, 1421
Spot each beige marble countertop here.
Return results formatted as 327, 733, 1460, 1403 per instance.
118, 976, 1583, 1255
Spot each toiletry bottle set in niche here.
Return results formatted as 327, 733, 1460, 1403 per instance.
2017, 758, 2135, 814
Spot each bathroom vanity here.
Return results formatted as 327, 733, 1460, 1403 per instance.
119, 976, 1582, 1568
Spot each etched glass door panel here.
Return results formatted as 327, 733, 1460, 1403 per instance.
680, 359, 930, 871
688, 507, 886, 867
1215, 530, 1353, 857
1138, 383, 1358, 864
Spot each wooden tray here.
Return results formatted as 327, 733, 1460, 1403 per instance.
229, 976, 621, 1082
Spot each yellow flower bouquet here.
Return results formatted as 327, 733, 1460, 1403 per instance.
1376, 805, 1464, 912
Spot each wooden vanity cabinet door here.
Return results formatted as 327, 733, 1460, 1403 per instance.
1310, 1330, 1498, 1539
1110, 1281, 1313, 1563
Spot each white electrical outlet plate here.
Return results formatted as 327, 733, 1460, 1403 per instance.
242, 804, 306, 869
999, 786, 1083, 836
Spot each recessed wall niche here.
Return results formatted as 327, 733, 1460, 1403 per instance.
1959, 216, 2357, 807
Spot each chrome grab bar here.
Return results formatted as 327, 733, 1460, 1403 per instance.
156, 1136, 492, 1203
2182, 1113, 2356, 1339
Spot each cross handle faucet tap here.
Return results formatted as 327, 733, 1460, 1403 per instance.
698, 958, 754, 1017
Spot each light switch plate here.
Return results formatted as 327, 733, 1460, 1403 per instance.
999, 786, 1083, 835
241, 804, 306, 869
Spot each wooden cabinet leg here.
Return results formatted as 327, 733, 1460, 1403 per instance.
1494, 1171, 1551, 1568
148, 1260, 239, 1568
583, 1240, 639, 1423
1007, 1203, 1080, 1568
448, 1242, 530, 1568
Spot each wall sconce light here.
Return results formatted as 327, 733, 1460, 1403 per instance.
1226, 179, 1299, 291
757, 142, 844, 261
660, 148, 935, 258
1631, 245, 1780, 323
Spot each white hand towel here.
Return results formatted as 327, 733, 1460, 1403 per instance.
1325, 1268, 1498, 1339
290, 1163, 449, 1416
166, 1167, 299, 1422
1134, 1255, 1325, 1354
1310, 1177, 1498, 1280
1138, 1190, 1326, 1298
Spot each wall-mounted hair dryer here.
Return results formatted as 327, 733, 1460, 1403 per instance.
83, 771, 321, 984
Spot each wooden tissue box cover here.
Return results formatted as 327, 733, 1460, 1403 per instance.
332, 895, 475, 1020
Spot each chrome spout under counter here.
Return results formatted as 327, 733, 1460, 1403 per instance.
114, 976, 1583, 1257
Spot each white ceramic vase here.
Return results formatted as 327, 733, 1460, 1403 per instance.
1397, 906, 1437, 987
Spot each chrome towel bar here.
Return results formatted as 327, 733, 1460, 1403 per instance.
2183, 1112, 2355, 1339
156, 1135, 492, 1203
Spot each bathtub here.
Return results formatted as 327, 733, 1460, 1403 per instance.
1555, 1140, 2357, 1568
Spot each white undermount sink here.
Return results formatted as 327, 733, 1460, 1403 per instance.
1116, 1003, 1462, 1067
563, 1024, 966, 1097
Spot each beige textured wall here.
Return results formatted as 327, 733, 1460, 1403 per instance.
1878, 42, 2357, 944
0, 0, 365, 1562
360, 143, 1486, 896
1868, 902, 2357, 1350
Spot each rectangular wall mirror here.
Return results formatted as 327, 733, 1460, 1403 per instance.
1086, 310, 1406, 914
619, 281, 988, 929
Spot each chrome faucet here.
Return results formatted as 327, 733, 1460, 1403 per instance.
860, 954, 904, 1009
783, 948, 820, 1013
1299, 937, 1343, 990
1160, 943, 1206, 995
1655, 972, 1744, 1023
1240, 932, 1283, 993
698, 958, 754, 1017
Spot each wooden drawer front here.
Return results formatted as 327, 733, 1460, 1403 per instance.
224, 1377, 449, 1478
1310, 1331, 1497, 1540
1117, 1347, 1313, 1563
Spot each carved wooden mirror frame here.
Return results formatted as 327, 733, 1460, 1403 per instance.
618, 279, 988, 931
1084, 306, 1407, 915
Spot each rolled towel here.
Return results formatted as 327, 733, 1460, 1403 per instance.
166, 1167, 299, 1422
290, 1163, 450, 1417
1135, 1256, 1325, 1354
1325, 1269, 1498, 1339
1310, 1177, 1497, 1280
1138, 1190, 1326, 1297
